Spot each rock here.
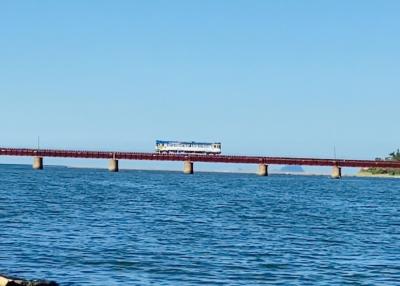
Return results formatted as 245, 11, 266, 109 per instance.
0, 275, 58, 286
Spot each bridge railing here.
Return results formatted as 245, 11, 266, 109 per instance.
2, 147, 400, 168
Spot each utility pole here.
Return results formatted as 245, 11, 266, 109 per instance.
333, 145, 337, 160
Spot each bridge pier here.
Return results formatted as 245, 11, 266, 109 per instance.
184, 161, 193, 174
108, 159, 119, 172
331, 165, 342, 179
258, 164, 268, 176
33, 156, 43, 170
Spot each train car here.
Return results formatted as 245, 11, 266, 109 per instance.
155, 140, 221, 154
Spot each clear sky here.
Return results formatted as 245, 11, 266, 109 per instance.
1, 1, 399, 172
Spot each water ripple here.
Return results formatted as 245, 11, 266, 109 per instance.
0, 165, 399, 285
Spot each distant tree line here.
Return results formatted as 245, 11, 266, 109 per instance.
366, 149, 400, 175
368, 168, 400, 176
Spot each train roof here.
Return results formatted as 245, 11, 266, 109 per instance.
156, 140, 221, 145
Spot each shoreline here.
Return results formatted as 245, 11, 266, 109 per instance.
356, 171, 400, 179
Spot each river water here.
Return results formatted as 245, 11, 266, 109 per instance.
0, 164, 399, 285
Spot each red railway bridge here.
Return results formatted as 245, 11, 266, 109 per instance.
1, 147, 400, 178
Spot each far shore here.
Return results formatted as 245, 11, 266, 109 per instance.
356, 171, 400, 179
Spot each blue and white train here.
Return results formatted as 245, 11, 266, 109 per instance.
155, 140, 221, 154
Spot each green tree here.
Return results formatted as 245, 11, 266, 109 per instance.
389, 149, 400, 161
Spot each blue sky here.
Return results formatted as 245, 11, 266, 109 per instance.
1, 1, 399, 172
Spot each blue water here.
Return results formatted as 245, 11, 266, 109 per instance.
1, 164, 400, 285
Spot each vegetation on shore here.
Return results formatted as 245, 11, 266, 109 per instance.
360, 149, 400, 176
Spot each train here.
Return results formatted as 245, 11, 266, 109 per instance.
155, 140, 221, 154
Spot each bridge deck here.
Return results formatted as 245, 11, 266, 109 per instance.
1, 147, 400, 168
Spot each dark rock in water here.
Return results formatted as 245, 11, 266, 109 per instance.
280, 165, 304, 173
0, 275, 58, 286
